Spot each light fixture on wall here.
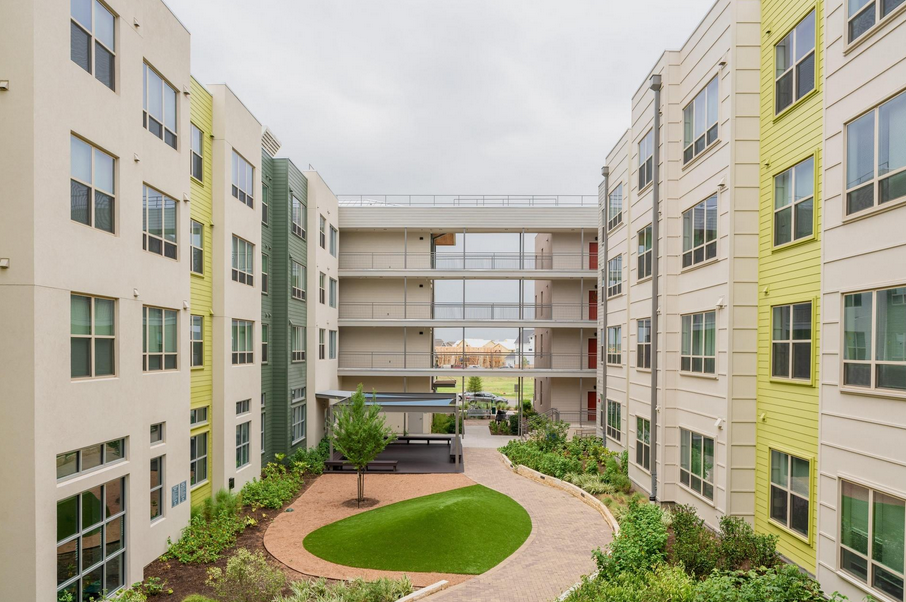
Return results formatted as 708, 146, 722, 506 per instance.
715, 417, 724, 430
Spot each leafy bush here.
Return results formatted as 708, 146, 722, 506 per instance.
717, 515, 778, 572
165, 490, 248, 564
692, 565, 849, 602
563, 472, 615, 495
602, 456, 632, 493
431, 413, 463, 434
287, 438, 330, 475
594, 501, 668, 580
565, 563, 695, 602
508, 414, 520, 435
241, 456, 305, 510
278, 576, 414, 602
207, 548, 287, 602
181, 597, 217, 602
108, 586, 147, 602
670, 504, 721, 579
527, 414, 569, 452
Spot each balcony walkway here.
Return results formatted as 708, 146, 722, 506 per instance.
339, 302, 597, 328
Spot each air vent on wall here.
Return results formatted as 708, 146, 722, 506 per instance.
261, 127, 282, 157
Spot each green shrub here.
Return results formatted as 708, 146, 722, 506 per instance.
508, 414, 520, 435
287, 438, 330, 475
692, 565, 849, 602
594, 501, 668, 580
207, 548, 287, 602
563, 472, 615, 495
670, 504, 721, 579
108, 586, 147, 602
602, 456, 632, 493
717, 515, 778, 571
165, 490, 248, 564
527, 414, 569, 452
278, 576, 414, 602
564, 563, 695, 602
181, 597, 217, 602
241, 457, 304, 510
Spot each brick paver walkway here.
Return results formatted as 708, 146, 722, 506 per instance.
429, 444, 613, 602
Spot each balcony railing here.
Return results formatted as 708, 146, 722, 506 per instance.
339, 302, 597, 321
339, 252, 595, 271
338, 352, 596, 371
338, 195, 597, 207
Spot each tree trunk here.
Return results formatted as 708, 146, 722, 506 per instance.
357, 469, 364, 507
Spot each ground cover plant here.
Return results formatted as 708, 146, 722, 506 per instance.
303, 484, 531, 574
276, 576, 414, 602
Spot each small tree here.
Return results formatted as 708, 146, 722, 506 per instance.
331, 385, 396, 505
467, 376, 483, 394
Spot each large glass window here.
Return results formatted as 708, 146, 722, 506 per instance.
190, 219, 204, 274
291, 196, 306, 239
638, 130, 654, 189
636, 417, 651, 471
329, 278, 338, 308
142, 185, 177, 259
70, 136, 115, 233
190, 315, 203, 368
319, 328, 326, 360
319, 272, 326, 304
231, 151, 254, 208
607, 255, 622, 298
772, 302, 812, 380
848, 0, 906, 43
56, 438, 125, 480
329, 330, 338, 360
637, 318, 651, 369
231, 236, 254, 286
680, 429, 715, 500
262, 183, 269, 225
775, 12, 816, 114
682, 195, 718, 268
607, 183, 623, 230
231, 319, 254, 365
142, 64, 177, 148
56, 477, 126, 600
71, 294, 115, 379
142, 306, 177, 371
190, 432, 208, 486
844, 286, 906, 392
840, 481, 905, 601
190, 124, 203, 181
637, 224, 653, 280
330, 225, 338, 257
236, 422, 250, 468
150, 456, 164, 521
770, 450, 810, 536
292, 326, 305, 362
261, 324, 269, 365
606, 400, 621, 442
683, 76, 719, 162
774, 157, 815, 245
292, 261, 305, 300
261, 254, 269, 294
681, 310, 717, 374
190, 407, 208, 426
846, 91, 906, 215
607, 325, 622, 365
70, 0, 115, 90
291, 401, 306, 444
320, 215, 327, 249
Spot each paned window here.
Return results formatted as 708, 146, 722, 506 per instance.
844, 286, 906, 391
772, 302, 812, 380
231, 236, 254, 286
236, 422, 250, 468
150, 423, 164, 444
70, 0, 115, 90
319, 215, 326, 249
846, 90, 906, 215
329, 330, 338, 359
319, 328, 326, 360
291, 402, 306, 444
681, 310, 717, 374
70, 135, 115, 232
292, 261, 305, 300
261, 324, 269, 364
607, 255, 622, 298
847, 0, 906, 43
236, 399, 250, 415
190, 219, 204, 274
774, 157, 815, 245
142, 185, 177, 259
637, 224, 653, 280
683, 76, 719, 162
261, 407, 266, 456
330, 225, 338, 257
770, 450, 810, 536
190, 124, 203, 181
262, 254, 269, 294
329, 278, 338, 308
231, 151, 254, 208
231, 319, 254, 365
607, 326, 622, 365
638, 130, 654, 189
319, 272, 326, 304
775, 12, 816, 114
56, 438, 125, 480
262, 183, 269, 225
636, 417, 651, 470
190, 407, 208, 425
292, 326, 305, 362
682, 195, 718, 268
142, 64, 177, 148
606, 400, 621, 442
150, 456, 164, 521
190, 432, 207, 485
680, 429, 715, 500
637, 318, 651, 369
291, 196, 305, 238
190, 315, 203, 368
607, 183, 623, 230
142, 306, 177, 371
71, 294, 115, 379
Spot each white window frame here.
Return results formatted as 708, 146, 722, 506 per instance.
771, 302, 813, 381
606, 325, 622, 365
190, 432, 208, 486
291, 196, 305, 239
319, 214, 326, 249
190, 407, 208, 426
70, 0, 116, 90
606, 255, 622, 298
682, 195, 718, 268
142, 305, 178, 372
291, 401, 306, 445
637, 224, 652, 280
142, 63, 177, 148
231, 150, 254, 208
142, 184, 178, 260
607, 183, 623, 230
150, 455, 164, 522
319, 328, 326, 360
637, 318, 651, 369
261, 324, 269, 365
605, 400, 621, 442
236, 422, 250, 468
769, 449, 811, 538
190, 124, 203, 182
636, 417, 651, 471
683, 76, 719, 162
679, 428, 715, 501
329, 278, 338, 308
261, 253, 269, 295
846, 0, 906, 44
260, 405, 266, 456
329, 330, 338, 360
70, 293, 116, 379
773, 157, 815, 246
319, 272, 326, 304
190, 314, 204, 368
56, 438, 126, 480
231, 319, 254, 365
261, 182, 269, 226
70, 135, 116, 233
292, 325, 305, 362
292, 261, 305, 300
681, 310, 717, 375
774, 11, 816, 114
638, 130, 654, 190
843, 285, 906, 393
330, 225, 338, 256
236, 399, 250, 415
190, 219, 204, 274
231, 235, 254, 286
150, 423, 164, 444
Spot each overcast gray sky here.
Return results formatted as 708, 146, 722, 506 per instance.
169, 0, 715, 196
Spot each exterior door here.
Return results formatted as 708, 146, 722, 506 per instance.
587, 337, 597, 370
589, 242, 598, 270
589, 289, 598, 321
587, 391, 597, 423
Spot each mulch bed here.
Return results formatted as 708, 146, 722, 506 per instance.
143, 473, 323, 600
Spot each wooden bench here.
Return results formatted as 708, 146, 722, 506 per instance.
324, 460, 399, 472
395, 435, 453, 445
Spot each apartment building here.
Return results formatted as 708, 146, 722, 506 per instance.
816, 2, 906, 601
755, 0, 824, 572
598, 0, 761, 528
0, 1, 194, 598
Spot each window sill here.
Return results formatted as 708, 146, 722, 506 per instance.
190, 175, 203, 186
636, 367, 652, 373
770, 233, 817, 255
680, 370, 718, 380
606, 362, 623, 368
606, 292, 625, 301
634, 462, 652, 476
607, 220, 625, 235
680, 256, 719, 274
190, 480, 208, 491
835, 569, 897, 602
681, 138, 721, 171
71, 375, 119, 383
767, 516, 811, 545
842, 195, 906, 225
678, 482, 716, 507
637, 275, 653, 285
292, 437, 307, 446
190, 422, 209, 431
773, 87, 820, 124
843, 3, 906, 56
150, 516, 166, 527
768, 376, 814, 387
605, 434, 622, 446
840, 386, 906, 402
190, 271, 205, 279
638, 181, 653, 196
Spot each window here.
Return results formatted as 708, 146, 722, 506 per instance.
292, 326, 305, 362
607, 183, 623, 230
638, 130, 654, 189
142, 64, 177, 148
70, 135, 115, 233
142, 306, 177, 371
262, 254, 269, 294
190, 220, 204, 274
330, 225, 338, 257
232, 319, 254, 365
150, 456, 164, 521
71, 294, 115, 379
683, 77, 719, 162
70, 0, 115, 90
637, 318, 652, 369
329, 278, 338, 308
682, 195, 718, 268
190, 407, 208, 425
847, 0, 906, 43
774, 157, 815, 245
261, 324, 269, 364
236, 399, 250, 415
142, 185, 177, 259
292, 261, 305, 300
681, 310, 717, 374
844, 286, 906, 392
231, 236, 254, 286
319, 272, 326, 304
56, 477, 126, 599
329, 330, 338, 360
845, 90, 906, 215
772, 302, 812, 380
291, 390, 306, 444
769, 450, 810, 536
680, 429, 715, 500
261, 407, 266, 456
319, 329, 326, 360
150, 423, 164, 444
231, 151, 254, 208
319, 215, 326, 249
236, 422, 250, 468
291, 195, 305, 239
607, 255, 622, 298
190, 315, 203, 368
56, 438, 125, 480
607, 326, 622, 365
839, 481, 905, 601
636, 417, 651, 470
262, 183, 269, 225
190, 124, 203, 181
775, 12, 816, 114
606, 400, 621, 442
190, 432, 208, 485
637, 225, 653, 280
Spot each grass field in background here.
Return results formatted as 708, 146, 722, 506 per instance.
434, 376, 534, 401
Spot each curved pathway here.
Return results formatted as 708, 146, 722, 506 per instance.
429, 426, 612, 601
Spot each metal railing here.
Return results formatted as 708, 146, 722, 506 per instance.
338, 302, 597, 321
338, 352, 596, 371
338, 195, 598, 207
339, 252, 594, 271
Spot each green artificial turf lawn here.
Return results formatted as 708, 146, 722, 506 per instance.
303, 484, 531, 574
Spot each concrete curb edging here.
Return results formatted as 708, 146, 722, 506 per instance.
399, 580, 449, 601
497, 451, 621, 536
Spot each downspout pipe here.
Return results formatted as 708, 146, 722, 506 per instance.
600, 166, 609, 443
649, 73, 662, 502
